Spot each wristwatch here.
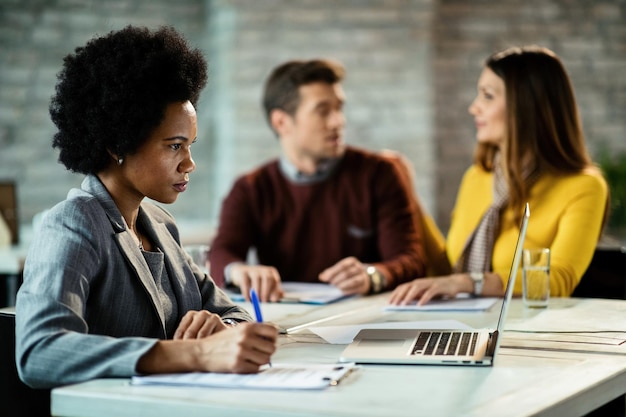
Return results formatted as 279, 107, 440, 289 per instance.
366, 265, 385, 294
469, 272, 485, 296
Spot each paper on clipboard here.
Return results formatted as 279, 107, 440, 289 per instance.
227, 282, 351, 305
131, 363, 357, 390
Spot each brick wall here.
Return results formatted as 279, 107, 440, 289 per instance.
0, 0, 624, 242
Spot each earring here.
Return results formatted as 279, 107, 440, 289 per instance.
117, 158, 124, 165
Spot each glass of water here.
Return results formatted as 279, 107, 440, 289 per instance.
522, 248, 550, 308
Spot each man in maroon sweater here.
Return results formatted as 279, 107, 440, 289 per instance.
209, 59, 426, 302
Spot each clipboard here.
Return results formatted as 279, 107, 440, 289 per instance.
131, 363, 357, 390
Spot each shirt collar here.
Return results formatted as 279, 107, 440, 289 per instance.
279, 155, 342, 185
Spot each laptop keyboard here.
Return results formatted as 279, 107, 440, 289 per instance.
411, 331, 479, 356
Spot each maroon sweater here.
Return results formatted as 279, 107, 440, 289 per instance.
208, 147, 426, 289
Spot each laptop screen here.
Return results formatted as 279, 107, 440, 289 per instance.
494, 203, 530, 335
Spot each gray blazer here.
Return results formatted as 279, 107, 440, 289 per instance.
15, 175, 252, 389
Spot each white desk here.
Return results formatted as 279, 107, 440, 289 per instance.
51, 296, 626, 417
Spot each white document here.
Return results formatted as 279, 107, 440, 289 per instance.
384, 295, 499, 312
131, 363, 357, 390
279, 282, 350, 304
228, 282, 350, 305
310, 320, 472, 344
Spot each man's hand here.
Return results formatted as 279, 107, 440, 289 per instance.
230, 264, 284, 302
318, 256, 370, 295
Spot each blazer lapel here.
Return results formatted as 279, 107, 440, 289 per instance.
143, 214, 202, 314
112, 223, 167, 332
80, 175, 167, 333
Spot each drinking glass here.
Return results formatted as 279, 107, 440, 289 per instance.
522, 248, 550, 308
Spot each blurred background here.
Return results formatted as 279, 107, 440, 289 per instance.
1, 0, 625, 245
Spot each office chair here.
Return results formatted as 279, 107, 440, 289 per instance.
0, 310, 51, 417
572, 246, 626, 300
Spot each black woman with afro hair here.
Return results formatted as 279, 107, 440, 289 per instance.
15, 25, 277, 390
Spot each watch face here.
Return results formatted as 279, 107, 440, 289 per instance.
366, 266, 383, 294
469, 272, 484, 295
470, 272, 484, 281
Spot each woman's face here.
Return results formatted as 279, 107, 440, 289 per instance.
468, 67, 506, 146
121, 101, 197, 204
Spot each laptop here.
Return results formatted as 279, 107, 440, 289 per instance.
339, 203, 530, 366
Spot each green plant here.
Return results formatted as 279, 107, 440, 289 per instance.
599, 150, 626, 232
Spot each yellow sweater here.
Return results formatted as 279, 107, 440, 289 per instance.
446, 165, 608, 297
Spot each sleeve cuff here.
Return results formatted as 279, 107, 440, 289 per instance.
224, 261, 246, 285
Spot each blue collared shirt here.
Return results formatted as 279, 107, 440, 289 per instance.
278, 155, 342, 185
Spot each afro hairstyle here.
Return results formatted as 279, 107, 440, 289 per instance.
50, 25, 208, 174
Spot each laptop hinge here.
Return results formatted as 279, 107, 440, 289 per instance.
485, 330, 499, 357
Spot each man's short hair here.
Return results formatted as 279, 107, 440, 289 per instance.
262, 59, 345, 129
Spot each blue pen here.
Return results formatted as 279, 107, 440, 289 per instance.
249, 288, 272, 367
249, 288, 264, 323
